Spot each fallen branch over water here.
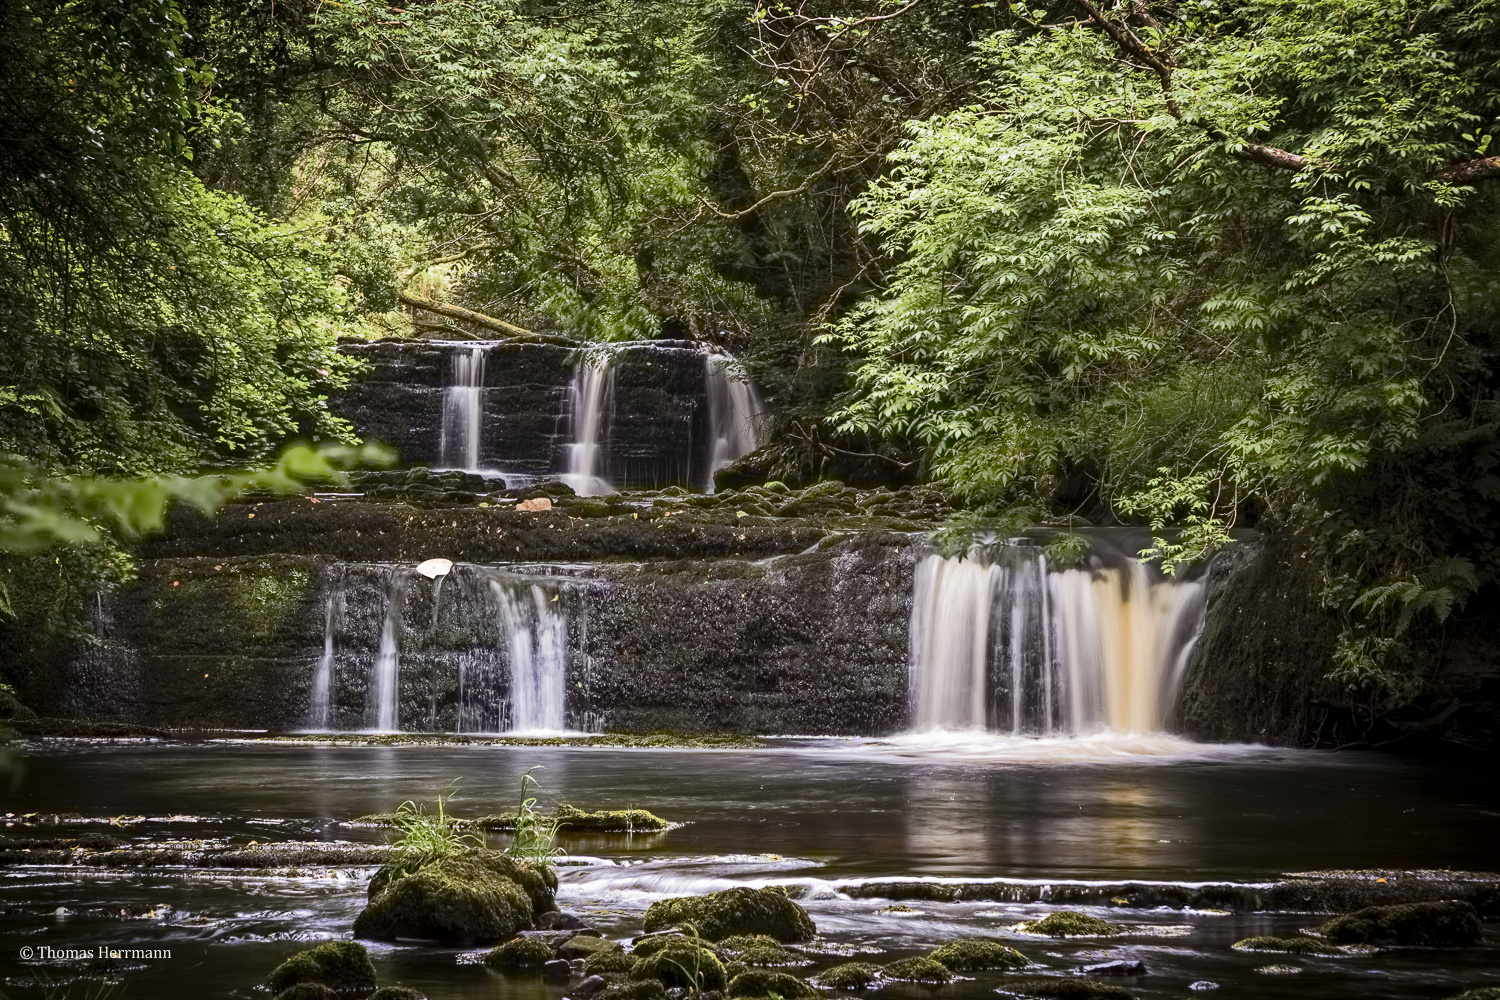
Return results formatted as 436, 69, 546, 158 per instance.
398, 291, 535, 339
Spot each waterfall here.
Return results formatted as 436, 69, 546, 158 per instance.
909, 545, 1206, 736
491, 578, 567, 732
307, 575, 340, 729
439, 345, 487, 471
703, 351, 764, 492
561, 350, 615, 496
364, 571, 409, 732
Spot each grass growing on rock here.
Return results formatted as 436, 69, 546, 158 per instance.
597, 980, 669, 1000
928, 938, 1028, 970
815, 962, 884, 989
882, 957, 953, 983
1019, 911, 1123, 937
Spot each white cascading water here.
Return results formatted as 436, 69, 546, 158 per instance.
561, 351, 615, 496
703, 351, 764, 492
909, 547, 1206, 736
307, 585, 338, 729
491, 578, 567, 732
365, 572, 408, 732
439, 345, 487, 472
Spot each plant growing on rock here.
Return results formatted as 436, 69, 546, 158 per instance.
386, 788, 484, 879
508, 767, 562, 868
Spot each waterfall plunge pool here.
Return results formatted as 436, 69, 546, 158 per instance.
2, 739, 1497, 999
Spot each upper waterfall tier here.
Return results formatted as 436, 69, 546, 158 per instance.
333, 338, 762, 492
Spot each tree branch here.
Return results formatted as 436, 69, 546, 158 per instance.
398, 291, 535, 338
1431, 155, 1500, 186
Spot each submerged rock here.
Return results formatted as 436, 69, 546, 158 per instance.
1020, 912, 1123, 937
1231, 936, 1343, 956
724, 970, 819, 999
814, 962, 884, 990
267, 941, 377, 994
882, 957, 953, 983
1080, 960, 1146, 976
355, 852, 555, 945
1311, 900, 1481, 947
643, 887, 816, 942
1003, 979, 1134, 999
928, 937, 1028, 970
485, 936, 557, 970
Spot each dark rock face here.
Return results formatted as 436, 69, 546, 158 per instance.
332, 339, 719, 490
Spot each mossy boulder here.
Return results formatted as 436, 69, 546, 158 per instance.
815, 962, 884, 990
1312, 900, 1481, 947
267, 941, 378, 994
632, 946, 729, 991
1019, 912, 1123, 937
554, 804, 672, 832
597, 979, 669, 1000
586, 949, 639, 975
354, 852, 547, 945
485, 936, 557, 970
882, 957, 953, 984
370, 990, 427, 1000
632, 933, 720, 957
274, 985, 339, 1000
368, 851, 557, 913
643, 887, 816, 942
1231, 935, 1344, 956
717, 934, 803, 966
1003, 980, 1134, 1000
928, 937, 1028, 970
560, 935, 621, 960
725, 970, 820, 1000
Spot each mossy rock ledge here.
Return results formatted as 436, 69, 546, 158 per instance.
642, 887, 816, 942
267, 941, 377, 994
354, 851, 557, 945
1312, 900, 1482, 947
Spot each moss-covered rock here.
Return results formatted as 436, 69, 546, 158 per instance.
274, 985, 339, 1000
369, 989, 427, 1000
717, 934, 803, 966
631, 933, 720, 957
1003, 980, 1134, 1000
1019, 912, 1123, 937
596, 979, 669, 1000
1231, 936, 1344, 956
882, 957, 953, 984
267, 941, 378, 994
485, 936, 557, 970
368, 850, 557, 914
354, 853, 541, 945
928, 938, 1028, 970
1311, 900, 1481, 947
643, 887, 816, 942
724, 970, 820, 1000
560, 935, 620, 960
1447, 990, 1500, 1000
632, 946, 729, 991
815, 962, 884, 989
585, 949, 639, 975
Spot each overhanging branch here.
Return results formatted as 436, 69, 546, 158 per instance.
398, 291, 535, 338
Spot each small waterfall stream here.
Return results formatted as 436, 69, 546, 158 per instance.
438, 345, 487, 472
365, 571, 409, 731
703, 351, 764, 491
562, 350, 616, 496
909, 545, 1206, 736
492, 579, 567, 732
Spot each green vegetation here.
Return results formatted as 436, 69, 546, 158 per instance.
266, 942, 377, 994
928, 938, 1029, 970
1231, 935, 1347, 956
724, 970, 820, 1000
508, 767, 563, 866
1019, 911, 1124, 937
484, 936, 557, 970
881, 957, 954, 984
384, 790, 486, 880
643, 886, 817, 942
815, 963, 884, 990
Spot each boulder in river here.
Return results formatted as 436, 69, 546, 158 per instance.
1311, 900, 1481, 947
1019, 911, 1123, 937
928, 937, 1029, 970
485, 935, 557, 970
632, 943, 729, 990
355, 851, 555, 945
814, 962, 884, 989
1003, 978, 1135, 999
882, 957, 953, 983
1231, 935, 1344, 956
369, 990, 428, 1000
724, 970, 819, 999
643, 887, 816, 942
274, 985, 339, 1000
267, 941, 377, 994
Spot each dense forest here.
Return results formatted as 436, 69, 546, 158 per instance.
3, 0, 1499, 723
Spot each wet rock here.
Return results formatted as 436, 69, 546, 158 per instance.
643, 887, 816, 942
355, 852, 551, 946
1003, 979, 1134, 999
596, 980, 668, 1000
1080, 960, 1145, 976
724, 970, 819, 1000
370, 990, 428, 1000
850, 882, 959, 902
538, 910, 595, 931
879, 904, 916, 914
274, 985, 339, 1000
882, 957, 953, 983
928, 937, 1028, 970
573, 974, 607, 999
632, 945, 728, 991
814, 962, 884, 990
485, 936, 557, 970
1019, 912, 1123, 937
1187, 984, 1218, 992
1254, 965, 1302, 975
559, 935, 619, 960
267, 941, 378, 994
543, 959, 573, 981
716, 935, 803, 967
1231, 936, 1344, 956
1311, 900, 1481, 947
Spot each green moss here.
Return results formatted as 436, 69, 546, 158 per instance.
1231, 936, 1345, 956
267, 941, 377, 993
928, 938, 1028, 970
368, 851, 557, 915
1003, 979, 1134, 1000
354, 853, 538, 945
725, 970, 820, 1000
632, 933, 719, 957
369, 989, 428, 1000
597, 979, 669, 1000
551, 804, 672, 832
485, 936, 557, 970
644, 887, 816, 942
631, 946, 728, 991
586, 949, 640, 975
1448, 990, 1500, 1000
882, 957, 953, 984
1312, 901, 1481, 947
1019, 911, 1123, 937
273, 985, 338, 1000
718, 934, 804, 966
233, 566, 312, 639
560, 935, 621, 959
815, 962, 884, 990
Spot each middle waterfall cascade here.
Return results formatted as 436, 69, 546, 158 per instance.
562, 350, 616, 497
438, 345, 487, 472
910, 545, 1207, 736
703, 351, 764, 492
492, 580, 567, 732
365, 570, 409, 731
